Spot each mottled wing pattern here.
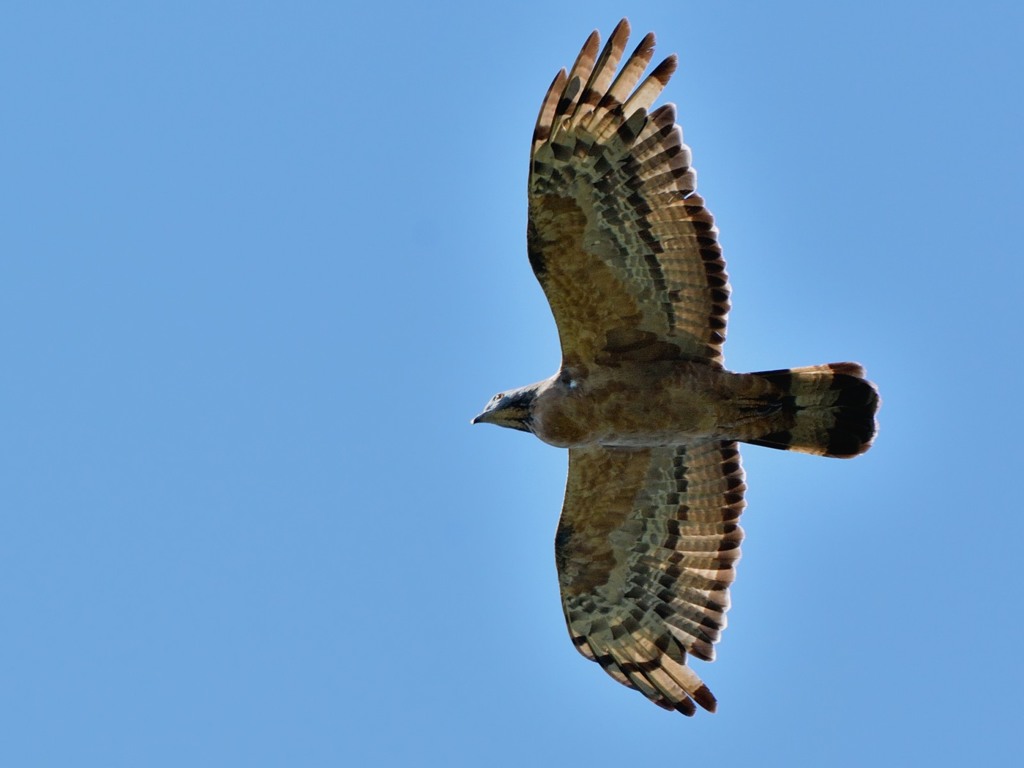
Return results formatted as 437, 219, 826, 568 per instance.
528, 19, 730, 368
555, 441, 746, 714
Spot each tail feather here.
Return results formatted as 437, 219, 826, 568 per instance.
746, 363, 879, 458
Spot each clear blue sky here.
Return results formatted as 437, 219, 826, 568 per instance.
3, 1, 1022, 765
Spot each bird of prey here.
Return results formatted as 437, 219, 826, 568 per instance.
472, 19, 880, 717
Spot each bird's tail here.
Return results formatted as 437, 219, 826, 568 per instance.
744, 363, 880, 458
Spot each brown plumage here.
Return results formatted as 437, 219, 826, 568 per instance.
473, 19, 880, 716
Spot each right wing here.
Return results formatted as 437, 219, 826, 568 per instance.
555, 441, 746, 715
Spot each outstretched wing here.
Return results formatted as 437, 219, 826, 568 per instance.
528, 19, 730, 369
555, 441, 746, 715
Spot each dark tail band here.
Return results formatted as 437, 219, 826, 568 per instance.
745, 363, 879, 458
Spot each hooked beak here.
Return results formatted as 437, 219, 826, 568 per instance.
472, 387, 537, 433
471, 409, 493, 426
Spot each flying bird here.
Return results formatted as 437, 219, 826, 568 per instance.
472, 19, 879, 716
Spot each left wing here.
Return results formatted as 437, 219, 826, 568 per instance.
555, 441, 746, 715
528, 19, 731, 369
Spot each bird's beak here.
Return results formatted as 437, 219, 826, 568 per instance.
471, 394, 533, 433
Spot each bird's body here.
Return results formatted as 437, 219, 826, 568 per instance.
473, 19, 879, 716
511, 365, 770, 447
533, 362, 734, 448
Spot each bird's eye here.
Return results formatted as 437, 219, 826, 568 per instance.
493, 393, 504, 401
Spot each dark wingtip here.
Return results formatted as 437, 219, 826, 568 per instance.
650, 53, 678, 85
673, 696, 697, 716
693, 684, 718, 713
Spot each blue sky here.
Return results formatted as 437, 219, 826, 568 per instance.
3, 1, 1022, 765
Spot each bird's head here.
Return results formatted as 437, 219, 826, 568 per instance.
471, 383, 541, 433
